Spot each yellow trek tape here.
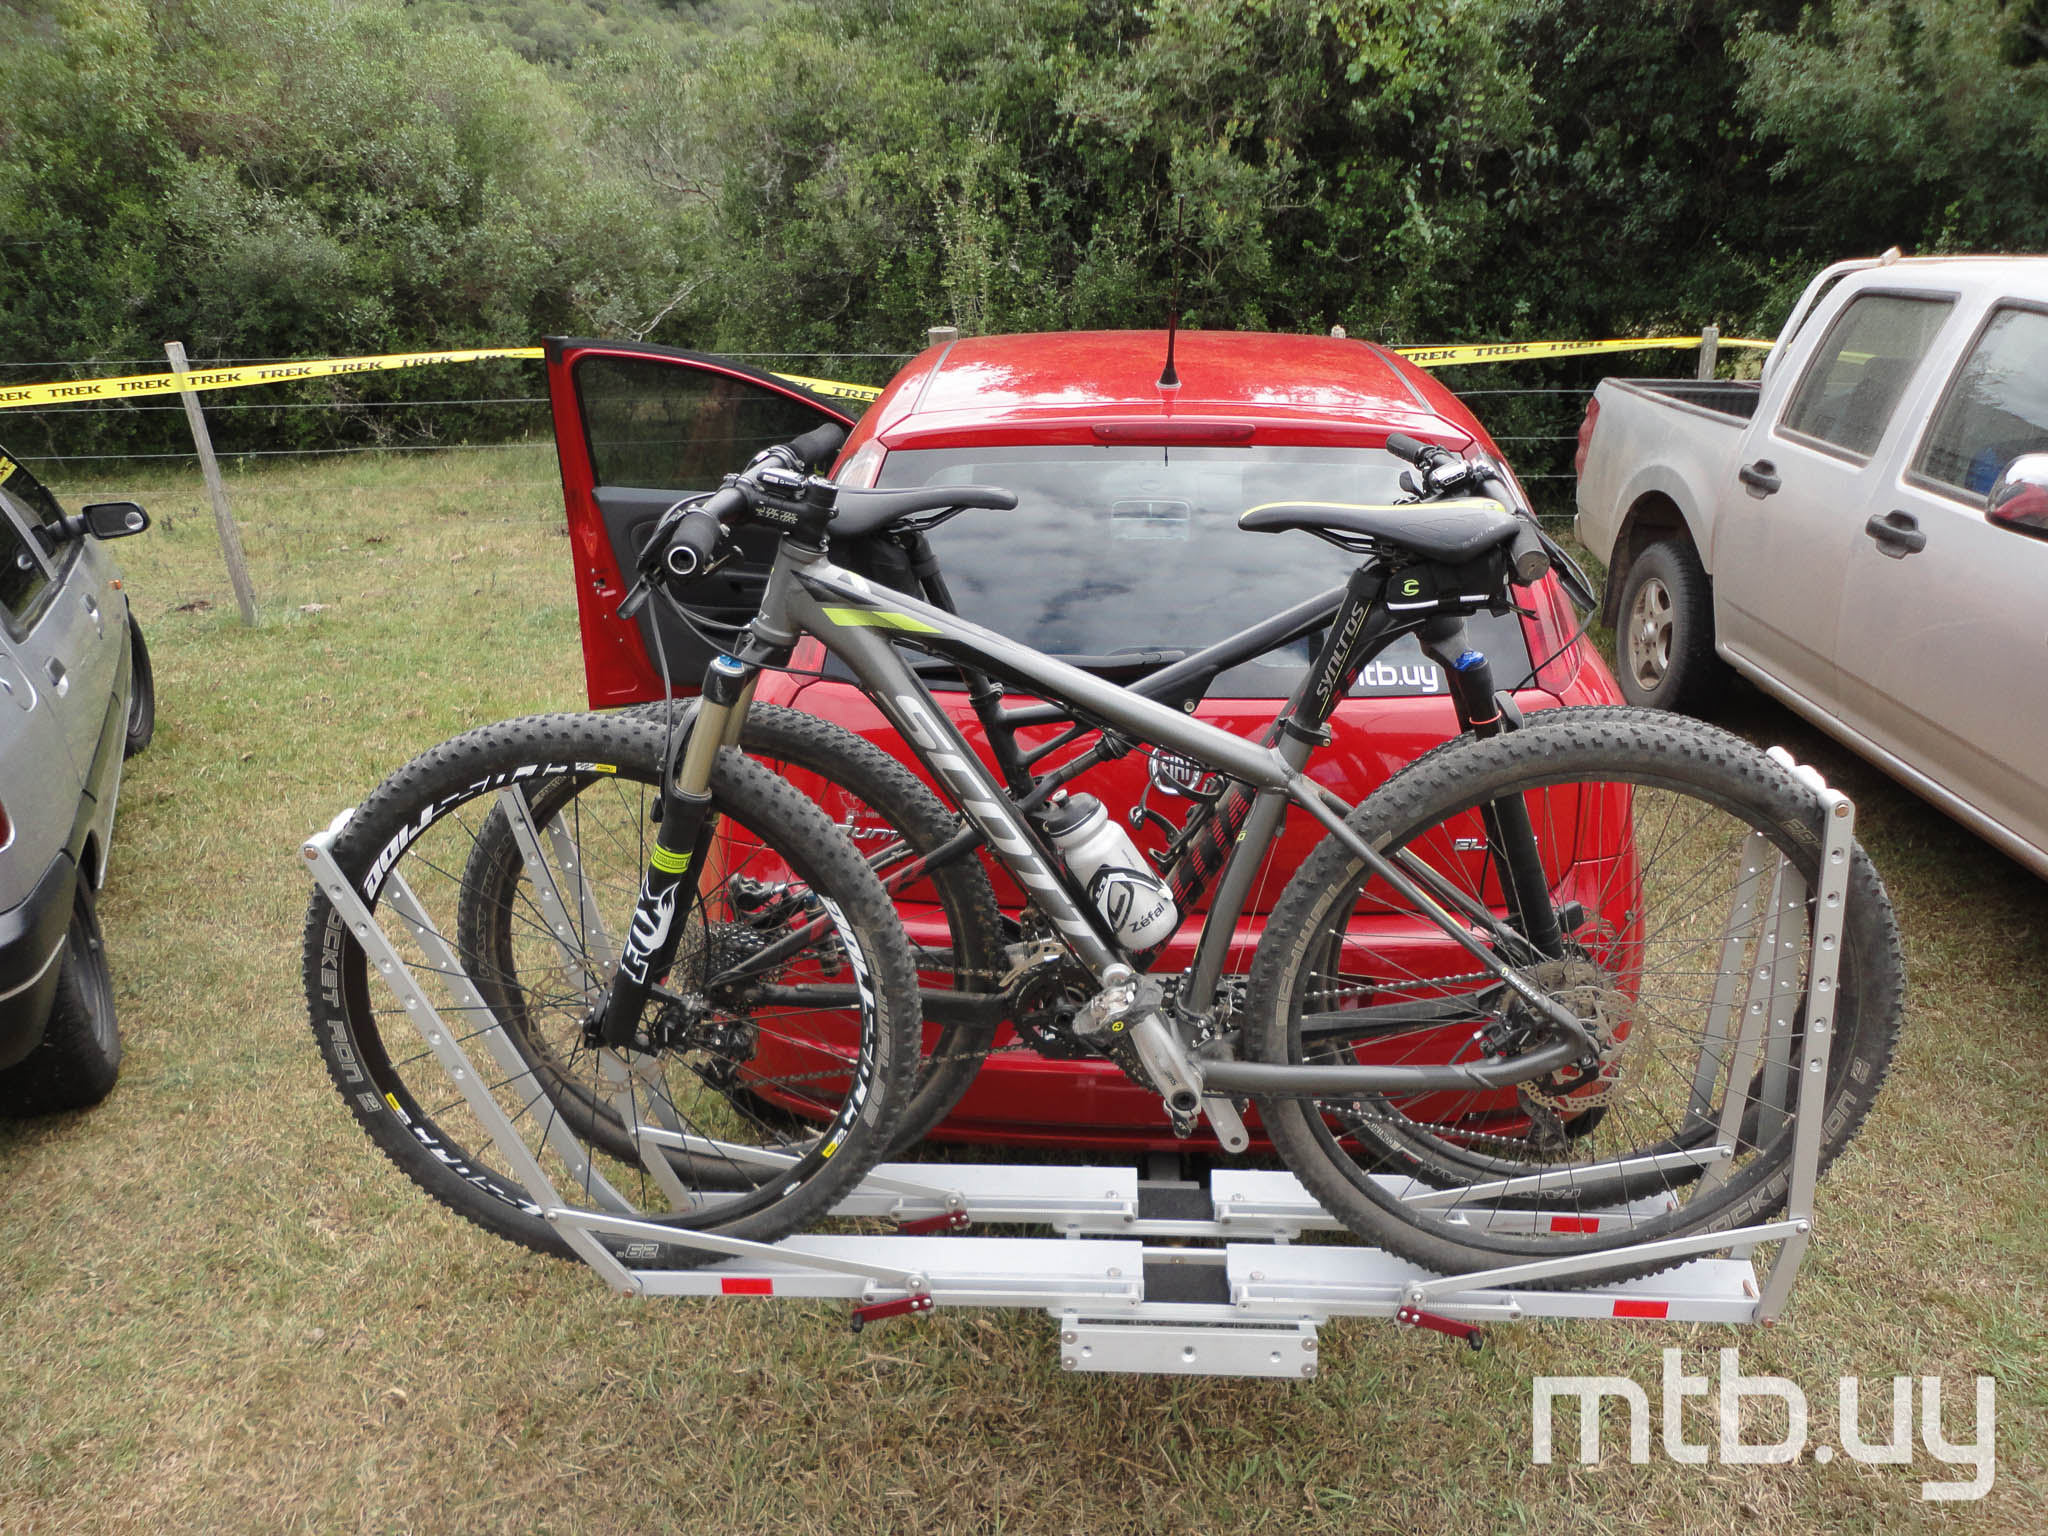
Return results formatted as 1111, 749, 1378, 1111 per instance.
1392, 336, 1773, 368
0, 335, 1773, 411
0, 347, 546, 409
772, 371, 885, 404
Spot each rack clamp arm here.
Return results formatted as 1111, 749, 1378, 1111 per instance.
1395, 1305, 1485, 1351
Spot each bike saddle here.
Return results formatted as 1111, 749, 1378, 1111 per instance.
830, 484, 1018, 539
1238, 496, 1522, 563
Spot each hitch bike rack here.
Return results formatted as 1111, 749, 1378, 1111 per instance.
301, 749, 1854, 1379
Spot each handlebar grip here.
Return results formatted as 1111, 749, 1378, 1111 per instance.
786, 422, 848, 470
1507, 520, 1551, 585
663, 510, 726, 578
1383, 432, 1430, 465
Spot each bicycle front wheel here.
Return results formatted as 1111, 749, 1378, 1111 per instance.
656, 703, 1006, 1154
302, 712, 921, 1267
1244, 712, 1903, 1280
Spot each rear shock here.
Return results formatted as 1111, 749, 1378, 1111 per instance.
1420, 618, 1563, 960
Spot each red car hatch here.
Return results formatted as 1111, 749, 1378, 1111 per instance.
545, 332, 1625, 1151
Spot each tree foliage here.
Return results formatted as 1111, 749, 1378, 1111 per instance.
3, 0, 2045, 457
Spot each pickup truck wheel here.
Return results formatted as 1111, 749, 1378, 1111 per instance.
1615, 537, 1728, 713
0, 884, 122, 1116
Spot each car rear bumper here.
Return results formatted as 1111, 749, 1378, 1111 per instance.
0, 851, 78, 1068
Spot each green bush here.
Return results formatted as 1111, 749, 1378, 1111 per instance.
3, 0, 2045, 463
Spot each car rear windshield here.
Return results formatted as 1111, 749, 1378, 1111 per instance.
871, 444, 1533, 699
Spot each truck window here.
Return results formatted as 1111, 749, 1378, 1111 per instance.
1778, 294, 1953, 460
1911, 306, 2048, 498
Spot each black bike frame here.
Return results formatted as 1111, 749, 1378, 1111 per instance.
702, 537, 1594, 1089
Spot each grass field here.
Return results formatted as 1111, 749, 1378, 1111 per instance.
2, 450, 2042, 1534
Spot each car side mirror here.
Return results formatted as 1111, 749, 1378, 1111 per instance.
80, 501, 151, 539
1985, 455, 2048, 539
39, 500, 152, 549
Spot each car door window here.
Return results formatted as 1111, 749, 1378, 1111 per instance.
1778, 294, 1953, 460
1910, 306, 2048, 498
0, 490, 53, 628
574, 355, 841, 490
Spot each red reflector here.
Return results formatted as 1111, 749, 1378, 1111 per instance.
720, 1277, 774, 1296
1548, 1215, 1601, 1234
1613, 1299, 1669, 1319
1092, 421, 1256, 445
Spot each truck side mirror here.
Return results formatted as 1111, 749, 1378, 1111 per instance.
1985, 455, 2048, 539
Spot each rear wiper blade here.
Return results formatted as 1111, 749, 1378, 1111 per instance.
1046, 649, 1190, 678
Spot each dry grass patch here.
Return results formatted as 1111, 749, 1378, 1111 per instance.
0, 452, 2040, 1533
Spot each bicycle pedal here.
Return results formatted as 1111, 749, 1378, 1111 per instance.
1394, 1305, 1484, 1351
850, 1293, 935, 1333
894, 1209, 972, 1236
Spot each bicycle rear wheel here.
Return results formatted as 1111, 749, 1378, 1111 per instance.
302, 712, 920, 1267
1244, 713, 1903, 1280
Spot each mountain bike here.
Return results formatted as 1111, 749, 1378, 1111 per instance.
302, 425, 1903, 1280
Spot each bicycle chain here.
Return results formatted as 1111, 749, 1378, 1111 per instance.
701, 948, 1538, 1115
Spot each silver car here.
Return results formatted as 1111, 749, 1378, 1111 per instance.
0, 447, 153, 1113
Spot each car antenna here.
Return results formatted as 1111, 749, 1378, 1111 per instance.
1158, 194, 1184, 391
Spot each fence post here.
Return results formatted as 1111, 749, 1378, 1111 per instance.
164, 341, 258, 626
928, 326, 960, 348
1696, 324, 1720, 382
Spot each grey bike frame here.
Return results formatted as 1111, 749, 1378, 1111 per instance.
733, 540, 1592, 1080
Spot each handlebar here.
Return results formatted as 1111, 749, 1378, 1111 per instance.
663, 508, 730, 577
1383, 432, 1440, 467
643, 429, 847, 583
1389, 432, 1579, 596
1506, 521, 1550, 585
785, 421, 849, 471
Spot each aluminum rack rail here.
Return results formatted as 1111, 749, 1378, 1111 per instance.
300, 748, 1853, 1380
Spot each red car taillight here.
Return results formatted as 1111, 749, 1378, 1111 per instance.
1573, 396, 1600, 481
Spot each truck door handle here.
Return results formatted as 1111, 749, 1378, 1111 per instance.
44, 657, 68, 695
1865, 509, 1927, 558
1738, 459, 1781, 496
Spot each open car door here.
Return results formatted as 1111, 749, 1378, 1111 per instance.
544, 338, 861, 706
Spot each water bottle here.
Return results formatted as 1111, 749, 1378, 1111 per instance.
1042, 794, 1180, 949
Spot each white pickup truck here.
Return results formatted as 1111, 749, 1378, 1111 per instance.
1575, 253, 2048, 877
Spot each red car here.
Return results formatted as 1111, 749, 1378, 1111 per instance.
543, 330, 1623, 1150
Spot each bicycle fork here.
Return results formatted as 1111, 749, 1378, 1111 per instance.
596, 655, 758, 1048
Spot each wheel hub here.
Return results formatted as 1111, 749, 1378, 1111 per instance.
1516, 956, 1631, 1115
1626, 576, 1674, 690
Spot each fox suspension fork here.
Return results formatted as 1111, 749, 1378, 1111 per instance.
595, 654, 759, 1048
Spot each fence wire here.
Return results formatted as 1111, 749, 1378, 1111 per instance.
3, 344, 1731, 533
